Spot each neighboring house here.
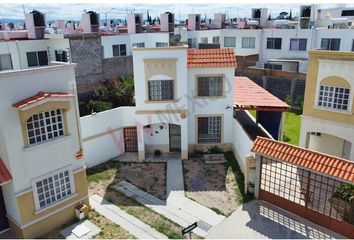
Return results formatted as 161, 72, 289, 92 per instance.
130, 47, 236, 160
0, 62, 88, 238
299, 50, 354, 160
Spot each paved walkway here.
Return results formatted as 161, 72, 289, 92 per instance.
114, 158, 225, 238
89, 194, 167, 239
206, 200, 346, 239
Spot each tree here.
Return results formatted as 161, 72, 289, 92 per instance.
278, 12, 288, 19
289, 9, 292, 20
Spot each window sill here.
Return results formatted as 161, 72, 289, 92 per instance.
23, 135, 71, 152
197, 142, 223, 145
194, 96, 226, 99
144, 100, 178, 103
312, 105, 353, 115
34, 192, 78, 215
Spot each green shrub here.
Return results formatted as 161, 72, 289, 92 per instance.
333, 183, 354, 202
207, 145, 223, 154
87, 100, 113, 113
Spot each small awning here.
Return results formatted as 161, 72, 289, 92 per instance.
13, 91, 74, 109
233, 77, 289, 112
0, 159, 12, 185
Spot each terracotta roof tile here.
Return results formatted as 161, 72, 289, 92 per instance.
234, 77, 289, 109
0, 159, 12, 185
187, 48, 237, 68
13, 91, 74, 109
251, 137, 354, 182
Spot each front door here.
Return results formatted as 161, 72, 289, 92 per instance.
124, 127, 138, 152
0, 187, 8, 231
169, 124, 181, 152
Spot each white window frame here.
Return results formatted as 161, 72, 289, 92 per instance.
289, 38, 307, 51
212, 36, 220, 44
200, 37, 208, 44
187, 38, 196, 48
112, 44, 127, 56
317, 85, 351, 111
32, 166, 75, 211
197, 116, 222, 144
242, 37, 256, 49
224, 36, 236, 47
156, 42, 168, 48
132, 42, 145, 48
266, 37, 282, 50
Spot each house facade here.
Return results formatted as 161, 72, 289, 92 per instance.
132, 47, 236, 160
0, 62, 88, 238
299, 50, 354, 160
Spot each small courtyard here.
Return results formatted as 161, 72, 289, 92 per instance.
183, 152, 252, 216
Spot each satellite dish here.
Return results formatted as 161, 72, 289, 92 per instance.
170, 34, 181, 43
7, 22, 15, 30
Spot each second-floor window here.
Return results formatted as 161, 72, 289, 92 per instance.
188, 38, 196, 48
197, 76, 223, 97
224, 37, 236, 47
200, 37, 208, 43
112, 44, 127, 56
242, 37, 256, 49
352, 39, 354, 51
290, 38, 307, 51
148, 80, 174, 101
318, 85, 350, 111
156, 42, 168, 48
27, 51, 48, 67
321, 38, 341, 51
266, 38, 282, 49
264, 63, 282, 70
212, 36, 220, 44
132, 42, 145, 48
27, 109, 65, 146
55, 50, 68, 62
0, 54, 13, 71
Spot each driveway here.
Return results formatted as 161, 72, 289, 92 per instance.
206, 200, 346, 239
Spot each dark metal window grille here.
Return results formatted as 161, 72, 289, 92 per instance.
318, 85, 350, 110
112, 44, 127, 56
198, 116, 221, 144
197, 76, 223, 96
187, 38, 196, 48
266, 38, 282, 49
27, 51, 48, 67
55, 50, 68, 62
148, 80, 173, 101
212, 36, 220, 44
124, 127, 138, 152
261, 156, 354, 225
156, 42, 168, 48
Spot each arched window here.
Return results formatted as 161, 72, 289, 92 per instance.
26, 109, 65, 145
318, 77, 351, 111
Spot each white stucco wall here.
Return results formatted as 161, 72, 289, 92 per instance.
80, 106, 136, 167
130, 32, 170, 48
315, 29, 354, 51
101, 34, 131, 58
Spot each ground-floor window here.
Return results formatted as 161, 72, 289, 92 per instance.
197, 116, 222, 144
32, 167, 75, 210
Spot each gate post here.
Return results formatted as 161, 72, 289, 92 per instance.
254, 154, 262, 199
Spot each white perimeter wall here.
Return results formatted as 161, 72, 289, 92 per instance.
80, 106, 136, 167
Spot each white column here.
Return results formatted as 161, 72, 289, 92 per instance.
137, 125, 145, 161
180, 118, 188, 160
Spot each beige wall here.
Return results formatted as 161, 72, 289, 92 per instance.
303, 51, 354, 125
308, 133, 346, 158
10, 170, 89, 238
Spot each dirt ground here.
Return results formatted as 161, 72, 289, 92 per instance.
88, 161, 166, 200
183, 155, 240, 216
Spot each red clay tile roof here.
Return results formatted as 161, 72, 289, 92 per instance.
0, 159, 12, 185
187, 48, 237, 68
13, 91, 74, 109
234, 77, 289, 109
251, 137, 354, 182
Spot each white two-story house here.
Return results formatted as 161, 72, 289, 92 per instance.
132, 46, 236, 160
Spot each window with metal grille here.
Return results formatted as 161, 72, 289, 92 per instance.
318, 85, 350, 110
242, 37, 256, 48
26, 51, 48, 67
156, 42, 168, 48
266, 38, 282, 49
197, 76, 223, 96
352, 39, 354, 52
112, 44, 127, 56
148, 80, 173, 101
132, 42, 145, 48
264, 63, 282, 70
198, 116, 222, 144
26, 109, 65, 146
0, 54, 13, 71
212, 36, 220, 44
200, 37, 208, 43
290, 38, 307, 51
55, 50, 68, 62
320, 38, 341, 51
33, 168, 74, 210
224, 36, 236, 47
187, 38, 196, 48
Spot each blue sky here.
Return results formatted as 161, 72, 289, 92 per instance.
0, 3, 353, 21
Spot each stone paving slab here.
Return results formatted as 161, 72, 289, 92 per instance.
60, 220, 101, 239
89, 194, 167, 239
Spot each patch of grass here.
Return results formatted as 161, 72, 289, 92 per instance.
224, 151, 254, 204
89, 209, 135, 239
86, 160, 118, 183
211, 207, 225, 216
283, 109, 301, 146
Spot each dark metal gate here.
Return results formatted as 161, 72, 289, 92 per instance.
124, 127, 138, 152
169, 124, 181, 152
259, 156, 354, 238
0, 187, 8, 231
